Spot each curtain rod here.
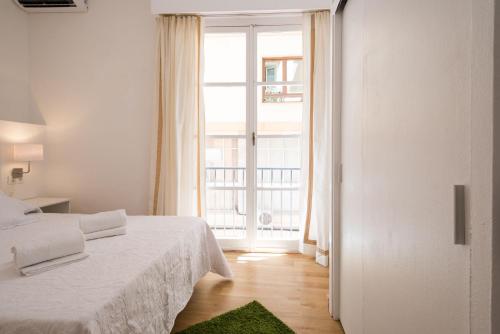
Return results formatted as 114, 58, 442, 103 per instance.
158, 9, 329, 18
205, 24, 303, 28
201, 10, 327, 17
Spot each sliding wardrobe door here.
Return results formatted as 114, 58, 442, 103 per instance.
340, 0, 471, 333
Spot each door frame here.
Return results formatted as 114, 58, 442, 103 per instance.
330, 0, 347, 321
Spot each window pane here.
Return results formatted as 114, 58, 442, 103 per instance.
204, 85, 247, 239
264, 60, 284, 82
256, 136, 301, 240
256, 32, 303, 239
257, 85, 303, 135
287, 59, 303, 82
256, 81, 303, 240
287, 83, 303, 95
263, 84, 285, 97
261, 84, 304, 104
204, 86, 246, 136
204, 33, 246, 83
257, 31, 303, 82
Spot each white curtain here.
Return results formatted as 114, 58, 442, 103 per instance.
301, 11, 332, 267
150, 15, 205, 217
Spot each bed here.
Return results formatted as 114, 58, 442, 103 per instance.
0, 213, 232, 334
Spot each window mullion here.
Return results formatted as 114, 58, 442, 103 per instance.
283, 59, 288, 95
203, 82, 247, 87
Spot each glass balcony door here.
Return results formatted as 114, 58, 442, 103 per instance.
204, 27, 251, 249
254, 26, 303, 250
203, 22, 303, 251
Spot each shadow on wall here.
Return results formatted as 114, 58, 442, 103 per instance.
0, 89, 46, 126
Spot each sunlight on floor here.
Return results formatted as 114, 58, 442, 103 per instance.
236, 252, 286, 264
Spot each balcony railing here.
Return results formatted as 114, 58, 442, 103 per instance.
206, 166, 301, 240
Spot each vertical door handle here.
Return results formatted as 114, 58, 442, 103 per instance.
454, 185, 466, 245
252, 132, 256, 146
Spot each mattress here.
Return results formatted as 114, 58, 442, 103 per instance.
0, 214, 232, 334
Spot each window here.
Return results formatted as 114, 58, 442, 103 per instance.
262, 56, 304, 103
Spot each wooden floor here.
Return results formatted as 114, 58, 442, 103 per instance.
173, 252, 344, 334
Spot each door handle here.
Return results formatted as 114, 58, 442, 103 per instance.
454, 185, 466, 245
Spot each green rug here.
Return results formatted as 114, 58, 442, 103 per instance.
176, 301, 295, 334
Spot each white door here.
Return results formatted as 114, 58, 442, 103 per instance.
203, 27, 251, 250
253, 25, 304, 250
203, 18, 305, 251
339, 0, 470, 333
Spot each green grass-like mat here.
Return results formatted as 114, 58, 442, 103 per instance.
176, 301, 295, 334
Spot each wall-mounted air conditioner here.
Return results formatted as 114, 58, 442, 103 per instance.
13, 0, 88, 13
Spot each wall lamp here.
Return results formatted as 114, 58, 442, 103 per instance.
11, 144, 44, 181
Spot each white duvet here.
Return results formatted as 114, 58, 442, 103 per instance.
0, 214, 232, 334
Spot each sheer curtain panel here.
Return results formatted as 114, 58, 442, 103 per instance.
150, 15, 205, 217
301, 11, 332, 267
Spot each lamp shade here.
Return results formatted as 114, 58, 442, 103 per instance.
13, 144, 44, 162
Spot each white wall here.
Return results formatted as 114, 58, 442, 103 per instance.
339, 0, 494, 333
492, 0, 500, 330
28, 0, 156, 214
0, 1, 43, 125
151, 0, 331, 15
0, 1, 46, 199
470, 1, 495, 333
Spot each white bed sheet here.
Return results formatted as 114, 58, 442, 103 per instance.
0, 214, 232, 334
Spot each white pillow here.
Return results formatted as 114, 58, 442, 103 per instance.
0, 191, 40, 230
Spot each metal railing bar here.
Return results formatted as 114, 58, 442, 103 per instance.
255, 81, 303, 86
206, 166, 245, 170
223, 168, 226, 236
281, 169, 284, 238
289, 169, 293, 237
206, 134, 246, 139
214, 169, 218, 232
206, 134, 300, 139
270, 170, 274, 240
243, 190, 246, 238
256, 187, 299, 191
209, 225, 300, 231
206, 166, 300, 170
259, 170, 263, 234
232, 169, 236, 235
208, 186, 247, 191
209, 208, 299, 214
203, 82, 247, 87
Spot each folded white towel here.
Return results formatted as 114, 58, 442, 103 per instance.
79, 209, 127, 234
84, 226, 127, 241
11, 227, 85, 269
21, 252, 89, 276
